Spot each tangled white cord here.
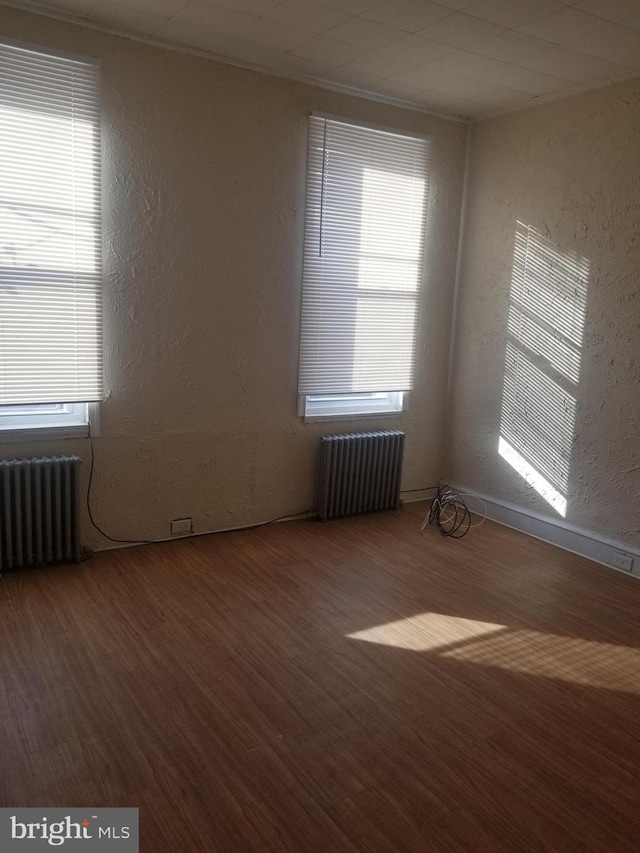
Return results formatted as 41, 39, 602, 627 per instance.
421, 487, 487, 538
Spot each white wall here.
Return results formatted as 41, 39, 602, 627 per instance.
447, 77, 640, 551
0, 7, 467, 549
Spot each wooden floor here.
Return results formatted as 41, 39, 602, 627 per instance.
1, 503, 640, 852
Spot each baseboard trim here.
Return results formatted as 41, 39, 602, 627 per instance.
450, 484, 639, 580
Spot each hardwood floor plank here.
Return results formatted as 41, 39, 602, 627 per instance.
1, 503, 640, 851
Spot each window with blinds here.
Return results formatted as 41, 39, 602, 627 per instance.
0, 40, 102, 424
298, 115, 429, 418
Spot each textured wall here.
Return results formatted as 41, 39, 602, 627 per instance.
0, 7, 467, 549
447, 78, 640, 547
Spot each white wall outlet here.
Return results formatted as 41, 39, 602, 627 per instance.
612, 552, 633, 572
170, 518, 192, 535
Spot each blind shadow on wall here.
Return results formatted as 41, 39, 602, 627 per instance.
497, 221, 589, 518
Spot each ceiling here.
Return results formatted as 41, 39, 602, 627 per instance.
11, 0, 640, 117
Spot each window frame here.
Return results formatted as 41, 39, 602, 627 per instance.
300, 391, 408, 422
297, 114, 429, 421
0, 402, 99, 442
0, 38, 103, 440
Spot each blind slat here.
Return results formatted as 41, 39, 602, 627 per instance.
297, 116, 429, 396
0, 41, 103, 406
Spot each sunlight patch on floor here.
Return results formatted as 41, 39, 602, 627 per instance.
347, 611, 640, 693
347, 612, 505, 652
440, 626, 640, 694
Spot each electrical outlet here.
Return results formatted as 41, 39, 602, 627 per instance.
612, 552, 633, 572
170, 518, 192, 535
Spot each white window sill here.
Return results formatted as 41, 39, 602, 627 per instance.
303, 410, 405, 424
0, 424, 89, 443
300, 391, 408, 422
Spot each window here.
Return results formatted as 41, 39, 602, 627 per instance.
0, 41, 102, 436
297, 115, 429, 419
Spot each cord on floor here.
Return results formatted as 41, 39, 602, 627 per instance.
421, 483, 487, 539
85, 426, 313, 546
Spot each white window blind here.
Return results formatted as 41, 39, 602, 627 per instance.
0, 41, 103, 405
297, 116, 429, 397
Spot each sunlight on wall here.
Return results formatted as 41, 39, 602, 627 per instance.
499, 222, 589, 516
347, 612, 640, 694
498, 436, 567, 516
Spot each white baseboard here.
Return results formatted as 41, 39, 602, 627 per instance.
450, 484, 639, 580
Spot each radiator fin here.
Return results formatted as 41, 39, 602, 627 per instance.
0, 456, 81, 573
316, 431, 405, 521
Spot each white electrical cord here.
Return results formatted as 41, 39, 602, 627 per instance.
421, 487, 487, 538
